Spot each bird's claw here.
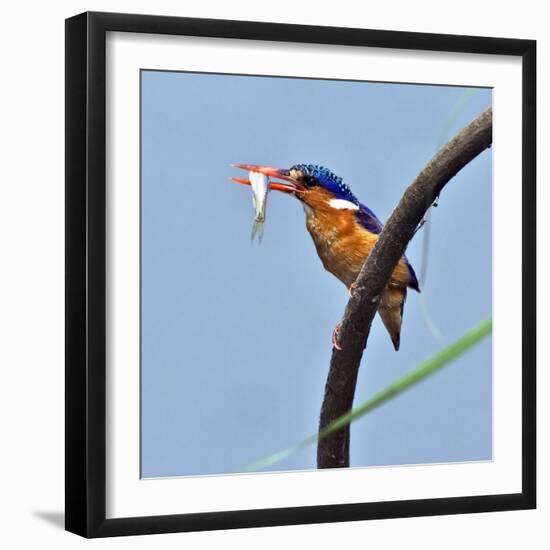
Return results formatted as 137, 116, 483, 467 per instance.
332, 323, 343, 351
348, 282, 357, 298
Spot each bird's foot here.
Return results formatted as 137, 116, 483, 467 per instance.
348, 282, 358, 298
332, 323, 343, 351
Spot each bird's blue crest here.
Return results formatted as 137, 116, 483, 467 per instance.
292, 163, 385, 235
291, 164, 358, 204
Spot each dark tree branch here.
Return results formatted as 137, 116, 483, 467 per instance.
317, 107, 493, 469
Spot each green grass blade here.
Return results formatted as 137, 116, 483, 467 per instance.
436, 88, 480, 149
245, 317, 492, 472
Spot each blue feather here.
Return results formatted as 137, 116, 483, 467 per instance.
291, 164, 357, 203
355, 202, 383, 235
404, 259, 420, 291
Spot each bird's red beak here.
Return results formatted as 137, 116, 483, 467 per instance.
230, 164, 305, 195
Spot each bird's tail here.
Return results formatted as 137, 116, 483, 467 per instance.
378, 286, 407, 351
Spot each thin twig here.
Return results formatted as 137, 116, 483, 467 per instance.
317, 107, 493, 468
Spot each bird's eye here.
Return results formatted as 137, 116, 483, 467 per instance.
289, 167, 319, 188
302, 175, 318, 188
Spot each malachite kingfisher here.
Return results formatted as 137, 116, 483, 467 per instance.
231, 163, 420, 351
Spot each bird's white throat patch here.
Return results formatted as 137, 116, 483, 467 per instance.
328, 198, 359, 211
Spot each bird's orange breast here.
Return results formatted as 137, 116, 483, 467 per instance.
303, 188, 410, 289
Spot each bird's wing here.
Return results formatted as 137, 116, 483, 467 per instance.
404, 258, 420, 292
355, 202, 383, 235
355, 202, 420, 292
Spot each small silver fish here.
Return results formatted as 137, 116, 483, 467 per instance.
249, 171, 270, 243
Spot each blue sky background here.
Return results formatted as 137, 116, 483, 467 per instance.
140, 70, 492, 478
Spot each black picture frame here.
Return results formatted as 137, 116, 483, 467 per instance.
65, 11, 536, 538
